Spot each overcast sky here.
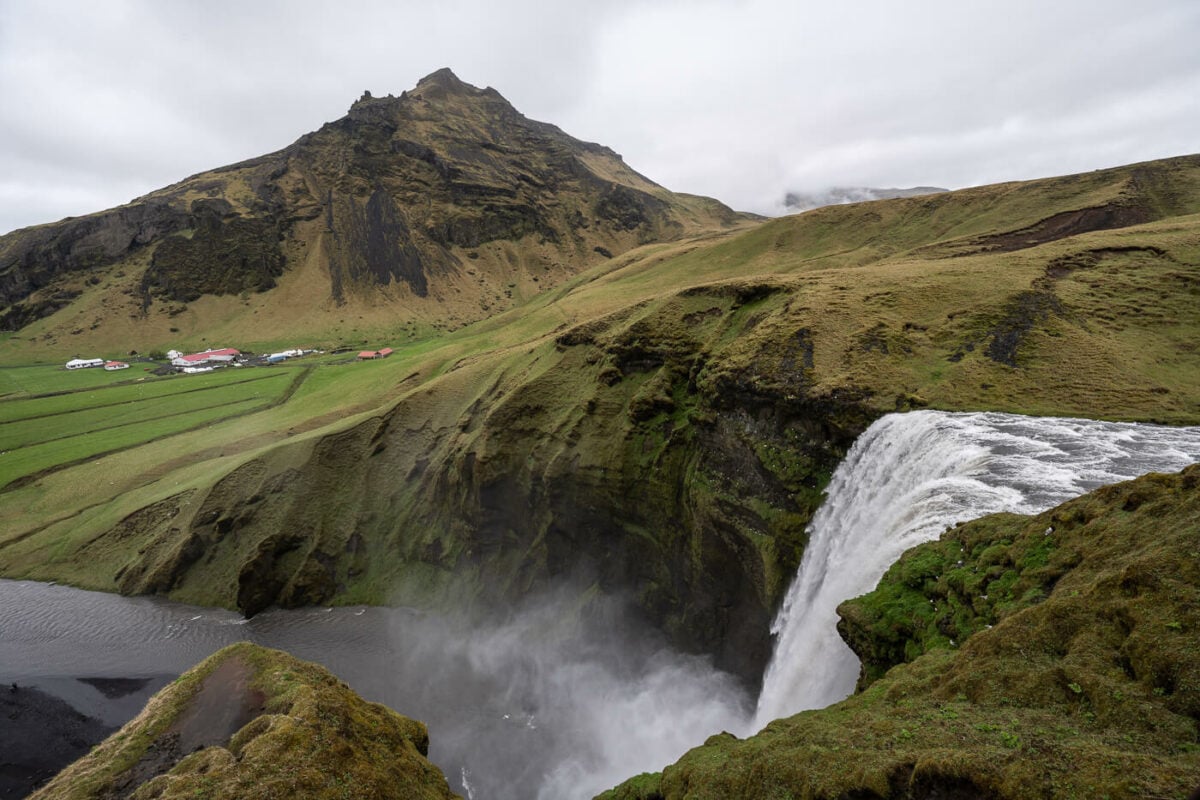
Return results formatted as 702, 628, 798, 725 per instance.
1, 0, 1198, 234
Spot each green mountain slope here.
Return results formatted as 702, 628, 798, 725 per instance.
2, 154, 1199, 691
602, 464, 1200, 800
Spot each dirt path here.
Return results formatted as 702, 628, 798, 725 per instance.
110, 656, 266, 797
172, 657, 265, 753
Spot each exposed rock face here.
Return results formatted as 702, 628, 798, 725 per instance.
0, 201, 190, 328
9, 152, 1200, 711
31, 643, 459, 800
140, 206, 285, 303
0, 68, 743, 332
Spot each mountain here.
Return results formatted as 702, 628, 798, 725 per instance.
0, 68, 745, 356
783, 185, 948, 211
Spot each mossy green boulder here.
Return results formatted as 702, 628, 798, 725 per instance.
32, 642, 459, 800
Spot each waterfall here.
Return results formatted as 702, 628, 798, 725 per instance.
753, 410, 1200, 727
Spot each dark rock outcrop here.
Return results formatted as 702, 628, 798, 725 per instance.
98, 282, 874, 691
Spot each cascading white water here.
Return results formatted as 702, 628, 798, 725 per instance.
754, 410, 1200, 727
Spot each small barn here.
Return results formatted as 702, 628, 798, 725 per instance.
66, 358, 104, 370
103, 361, 129, 371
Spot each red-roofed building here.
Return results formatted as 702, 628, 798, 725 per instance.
103, 361, 129, 371
171, 348, 240, 367
357, 350, 378, 360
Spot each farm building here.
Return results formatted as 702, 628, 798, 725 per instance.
65, 358, 105, 370
357, 348, 393, 360
103, 361, 129, 371
171, 348, 240, 367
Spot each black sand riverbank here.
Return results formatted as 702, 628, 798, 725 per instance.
0, 684, 113, 798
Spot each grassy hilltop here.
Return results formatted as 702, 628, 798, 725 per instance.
2, 153, 1200, 691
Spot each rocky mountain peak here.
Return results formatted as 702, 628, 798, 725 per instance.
416, 66, 466, 90
346, 68, 515, 126
0, 69, 744, 337
409, 67, 510, 109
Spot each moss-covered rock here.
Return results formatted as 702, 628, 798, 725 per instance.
32, 642, 459, 800
601, 465, 1200, 800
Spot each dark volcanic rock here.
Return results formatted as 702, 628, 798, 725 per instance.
604, 466, 1200, 800
0, 201, 189, 312
141, 213, 285, 303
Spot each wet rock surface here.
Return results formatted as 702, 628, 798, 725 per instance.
604, 466, 1200, 800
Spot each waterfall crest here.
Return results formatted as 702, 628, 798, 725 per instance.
753, 410, 1200, 727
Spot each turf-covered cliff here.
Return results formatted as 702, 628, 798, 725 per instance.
3, 154, 1200, 691
0, 68, 744, 356
602, 464, 1200, 800
30, 642, 459, 800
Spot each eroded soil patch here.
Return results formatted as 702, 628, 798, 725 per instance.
971, 203, 1150, 254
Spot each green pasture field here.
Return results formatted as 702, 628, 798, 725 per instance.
0, 362, 165, 398
0, 368, 286, 423
0, 366, 304, 488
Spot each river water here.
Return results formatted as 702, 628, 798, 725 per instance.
3, 411, 1200, 798
0, 579, 749, 800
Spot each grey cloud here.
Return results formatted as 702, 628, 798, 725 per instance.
0, 0, 1197, 233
